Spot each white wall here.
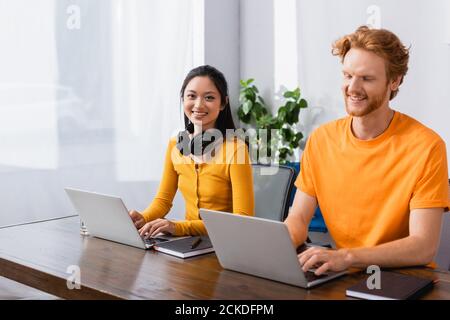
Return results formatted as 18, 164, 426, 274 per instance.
240, 0, 275, 110
240, 0, 450, 169
204, 0, 241, 119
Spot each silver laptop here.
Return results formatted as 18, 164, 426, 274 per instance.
64, 188, 171, 249
200, 209, 346, 288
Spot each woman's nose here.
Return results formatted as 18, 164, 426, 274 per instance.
194, 97, 204, 109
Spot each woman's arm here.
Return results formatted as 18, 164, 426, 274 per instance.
141, 140, 178, 222
172, 220, 207, 236
230, 141, 255, 216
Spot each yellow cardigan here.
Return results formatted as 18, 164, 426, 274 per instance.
142, 137, 255, 236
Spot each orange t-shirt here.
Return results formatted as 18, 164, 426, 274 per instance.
296, 111, 449, 249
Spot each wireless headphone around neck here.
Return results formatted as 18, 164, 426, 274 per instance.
176, 130, 220, 157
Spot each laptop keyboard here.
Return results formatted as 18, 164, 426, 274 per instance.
144, 237, 169, 246
305, 271, 328, 282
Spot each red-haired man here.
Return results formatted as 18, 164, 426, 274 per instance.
285, 26, 449, 275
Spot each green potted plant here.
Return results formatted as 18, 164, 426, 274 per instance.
237, 78, 308, 165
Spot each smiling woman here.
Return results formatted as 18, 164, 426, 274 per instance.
180, 65, 237, 140
183, 76, 223, 132
128, 65, 255, 237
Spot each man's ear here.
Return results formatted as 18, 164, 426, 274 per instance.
390, 75, 402, 92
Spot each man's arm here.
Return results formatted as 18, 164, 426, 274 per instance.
300, 208, 444, 275
347, 207, 444, 267
284, 190, 318, 247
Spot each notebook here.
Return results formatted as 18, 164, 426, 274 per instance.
153, 235, 214, 258
346, 271, 434, 300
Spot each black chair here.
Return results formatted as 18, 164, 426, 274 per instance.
252, 164, 295, 222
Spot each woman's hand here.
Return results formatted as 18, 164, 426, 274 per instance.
129, 210, 145, 229
139, 218, 175, 238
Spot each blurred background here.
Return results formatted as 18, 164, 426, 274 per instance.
0, 0, 448, 228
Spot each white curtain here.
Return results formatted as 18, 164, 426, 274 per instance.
112, 0, 196, 181
0, 0, 196, 225
0, 0, 59, 170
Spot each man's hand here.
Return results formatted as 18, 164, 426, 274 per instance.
298, 246, 353, 276
139, 218, 175, 238
129, 210, 145, 229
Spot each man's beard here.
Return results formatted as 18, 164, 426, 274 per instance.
345, 85, 389, 117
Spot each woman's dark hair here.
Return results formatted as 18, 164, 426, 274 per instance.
180, 65, 236, 136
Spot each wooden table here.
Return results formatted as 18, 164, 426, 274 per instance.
0, 216, 449, 300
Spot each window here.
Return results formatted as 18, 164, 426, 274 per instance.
0, 0, 197, 226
